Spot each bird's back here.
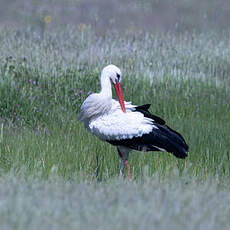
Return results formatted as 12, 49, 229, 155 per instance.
108, 104, 189, 159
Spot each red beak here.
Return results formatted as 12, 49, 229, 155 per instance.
114, 82, 126, 113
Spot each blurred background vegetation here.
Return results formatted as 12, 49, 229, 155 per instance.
1, 0, 230, 33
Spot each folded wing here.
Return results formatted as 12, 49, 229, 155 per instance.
107, 104, 189, 159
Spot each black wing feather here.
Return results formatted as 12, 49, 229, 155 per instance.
107, 104, 188, 159
134, 104, 165, 125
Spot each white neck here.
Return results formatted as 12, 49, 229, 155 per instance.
100, 74, 112, 98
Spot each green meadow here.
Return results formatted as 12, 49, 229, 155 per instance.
1, 28, 229, 180
0, 15, 230, 230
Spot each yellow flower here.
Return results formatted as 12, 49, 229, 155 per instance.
44, 15, 51, 23
78, 23, 86, 31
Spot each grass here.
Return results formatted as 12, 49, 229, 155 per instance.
1, 76, 230, 181
0, 25, 230, 229
0, 172, 230, 230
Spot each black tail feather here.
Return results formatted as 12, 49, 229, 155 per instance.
157, 125, 189, 158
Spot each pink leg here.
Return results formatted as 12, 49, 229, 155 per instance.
117, 147, 130, 180
124, 159, 130, 180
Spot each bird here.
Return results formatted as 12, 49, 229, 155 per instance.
78, 64, 189, 179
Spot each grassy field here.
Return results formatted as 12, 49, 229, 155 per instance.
0, 172, 230, 230
0, 24, 230, 228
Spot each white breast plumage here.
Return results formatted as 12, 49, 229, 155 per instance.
88, 109, 156, 141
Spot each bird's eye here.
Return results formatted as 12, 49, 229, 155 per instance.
116, 73, 121, 81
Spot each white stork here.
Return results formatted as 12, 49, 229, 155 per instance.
78, 65, 188, 179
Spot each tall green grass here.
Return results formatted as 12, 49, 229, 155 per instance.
0, 67, 229, 180
1, 24, 230, 230
0, 27, 230, 181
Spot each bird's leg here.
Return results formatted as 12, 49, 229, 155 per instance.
119, 158, 124, 177
117, 147, 130, 180
124, 159, 130, 180
117, 147, 124, 177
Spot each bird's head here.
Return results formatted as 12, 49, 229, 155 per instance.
101, 64, 122, 84
101, 65, 126, 113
